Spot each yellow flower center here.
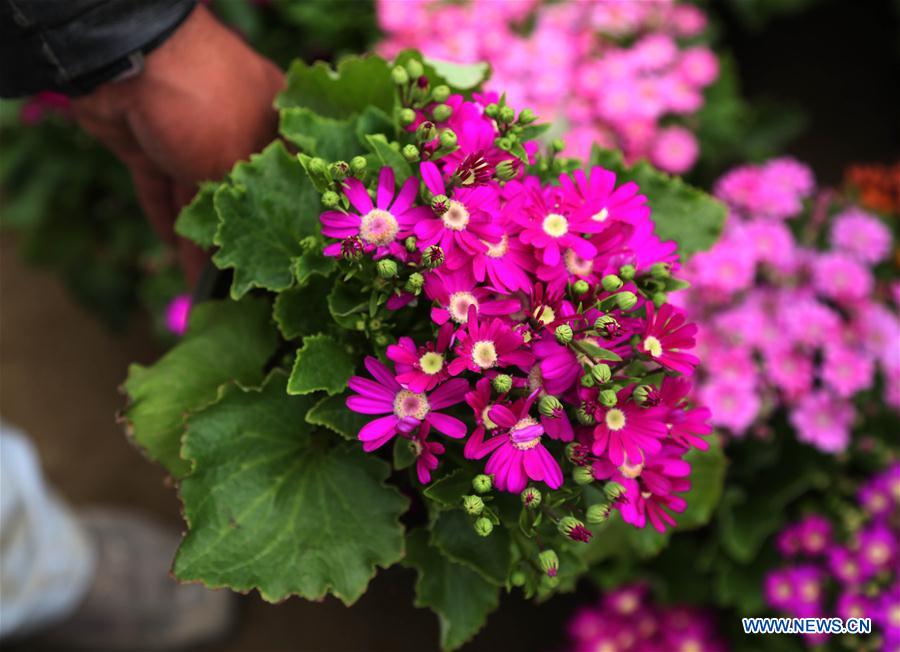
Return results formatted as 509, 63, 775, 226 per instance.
511, 417, 541, 450
448, 291, 479, 323
800, 580, 819, 602
359, 209, 399, 246
472, 340, 498, 369
643, 335, 663, 358
533, 305, 556, 326
605, 408, 626, 431
889, 604, 900, 627
419, 352, 444, 375
618, 458, 644, 479
481, 406, 497, 429
393, 390, 430, 420
482, 234, 509, 258
564, 249, 594, 276
542, 213, 569, 238
592, 207, 609, 222
679, 640, 702, 652
442, 200, 470, 231
867, 542, 890, 565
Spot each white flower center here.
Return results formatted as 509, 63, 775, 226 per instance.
359, 209, 399, 246
592, 207, 609, 222
419, 352, 444, 375
532, 305, 556, 326
605, 408, 626, 431
472, 340, 498, 369
448, 291, 479, 323
481, 405, 497, 429
441, 200, 470, 231
527, 366, 544, 393
643, 335, 663, 358
511, 417, 541, 450
482, 234, 509, 258
542, 213, 569, 238
393, 389, 430, 420
564, 249, 594, 276
618, 458, 644, 479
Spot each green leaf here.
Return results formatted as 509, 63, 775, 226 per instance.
173, 372, 408, 604
403, 529, 499, 651
423, 57, 490, 91
305, 392, 368, 441
276, 56, 395, 119
677, 435, 727, 529
272, 275, 332, 341
578, 341, 622, 362
355, 106, 396, 146
279, 107, 361, 161
293, 248, 337, 286
212, 142, 319, 299
287, 334, 355, 396
430, 510, 511, 586
328, 281, 368, 329
174, 182, 220, 248
589, 145, 726, 257
393, 436, 417, 470
122, 298, 278, 477
364, 134, 412, 182
423, 469, 473, 509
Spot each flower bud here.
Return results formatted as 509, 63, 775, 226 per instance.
391, 65, 409, 85
398, 107, 416, 125
573, 465, 595, 486
510, 570, 527, 587
321, 190, 340, 208
416, 121, 437, 142
423, 245, 444, 268
495, 160, 517, 181
430, 194, 449, 216
619, 264, 636, 280
491, 374, 512, 394
402, 144, 420, 162
616, 291, 638, 311
473, 517, 493, 537
439, 129, 458, 149
538, 550, 559, 577
650, 262, 671, 279
592, 363, 612, 384
554, 324, 574, 344
498, 106, 515, 124
575, 406, 596, 426
299, 235, 318, 253
432, 84, 450, 103
572, 280, 590, 295
520, 487, 542, 509
586, 503, 611, 524
518, 108, 537, 124
341, 236, 364, 260
652, 292, 667, 308
580, 374, 595, 388
472, 474, 493, 494
633, 385, 654, 405
404, 58, 424, 79
330, 161, 350, 180
404, 236, 417, 253
558, 516, 592, 543
497, 137, 512, 151
350, 155, 367, 173
551, 138, 565, 153
485, 103, 499, 118
601, 274, 624, 292
309, 157, 327, 175
377, 259, 398, 279
599, 389, 617, 407
462, 495, 485, 516
604, 481, 626, 501
405, 272, 424, 293
431, 103, 452, 122
538, 395, 563, 417
566, 442, 590, 464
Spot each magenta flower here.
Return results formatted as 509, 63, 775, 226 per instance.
830, 207, 892, 264
617, 444, 691, 532
640, 302, 699, 374
320, 167, 430, 258
410, 425, 445, 484
448, 308, 534, 376
789, 391, 854, 453
657, 377, 711, 450
592, 394, 668, 466
346, 357, 468, 452
423, 267, 520, 325
650, 126, 698, 175
386, 325, 453, 393
856, 523, 896, 579
165, 294, 192, 336
821, 342, 875, 398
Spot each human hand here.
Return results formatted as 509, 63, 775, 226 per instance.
71, 5, 285, 285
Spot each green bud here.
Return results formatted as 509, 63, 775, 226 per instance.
431, 103, 452, 122
498, 106, 515, 124
616, 291, 638, 311
575, 406, 596, 426
485, 103, 499, 118
518, 108, 537, 124
398, 107, 416, 125
591, 363, 611, 384
376, 259, 398, 279
430, 194, 449, 216
573, 465, 595, 486
495, 159, 517, 181
652, 292, 667, 308
650, 262, 671, 279
601, 274, 624, 292
405, 272, 424, 293
423, 245, 444, 268
374, 333, 388, 346
510, 570, 527, 587
497, 136, 512, 151
321, 190, 340, 208
520, 487, 542, 509
543, 574, 560, 588
473, 517, 493, 537
633, 385, 654, 405
402, 144, 420, 162
580, 374, 595, 388
586, 503, 611, 524
565, 442, 587, 463
473, 474, 493, 494
572, 279, 590, 295
551, 138, 565, 153
538, 549, 559, 577
391, 65, 409, 85
462, 495, 485, 516
619, 264, 636, 280
330, 161, 350, 180
404, 58, 424, 79
491, 374, 513, 394
416, 121, 437, 142
432, 84, 450, 103
557, 515, 585, 538
350, 155, 367, 173
598, 389, 618, 407
604, 481, 626, 501
439, 129, 458, 149
538, 395, 563, 417
554, 324, 574, 345
309, 157, 327, 175
594, 315, 618, 331
404, 236, 418, 253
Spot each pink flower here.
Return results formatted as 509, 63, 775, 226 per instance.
321, 167, 430, 258
657, 377, 711, 450
650, 126, 698, 175
347, 357, 469, 451
699, 381, 761, 435
386, 325, 453, 393
678, 47, 719, 86
409, 425, 445, 484
789, 391, 854, 453
423, 267, 520, 325
448, 309, 534, 376
821, 343, 875, 398
165, 294, 192, 336
592, 395, 668, 466
640, 302, 699, 375
829, 208, 892, 264
811, 252, 874, 305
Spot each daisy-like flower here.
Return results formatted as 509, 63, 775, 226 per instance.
468, 395, 563, 492
423, 267, 520, 325
321, 167, 430, 258
470, 214, 535, 294
558, 165, 651, 227
448, 307, 534, 375
386, 324, 453, 393
639, 302, 699, 375
789, 390, 854, 453
592, 393, 668, 466
404, 423, 445, 484
346, 357, 469, 451
657, 376, 711, 450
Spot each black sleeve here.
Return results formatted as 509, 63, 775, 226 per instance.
0, 0, 196, 98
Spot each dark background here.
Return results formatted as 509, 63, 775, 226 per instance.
1, 1, 897, 651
